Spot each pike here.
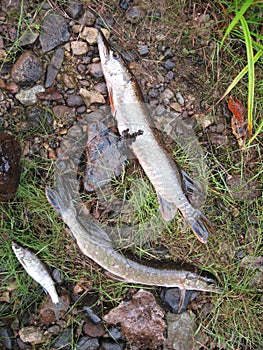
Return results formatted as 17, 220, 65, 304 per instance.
97, 31, 216, 244
11, 241, 68, 320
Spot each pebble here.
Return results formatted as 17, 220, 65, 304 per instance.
80, 88, 105, 107
164, 58, 175, 70
76, 336, 99, 350
52, 328, 71, 348
0, 132, 22, 201
39, 12, 70, 52
45, 48, 65, 88
71, 41, 88, 55
80, 27, 110, 45
27, 107, 53, 129
15, 84, 45, 105
137, 44, 149, 56
79, 10, 96, 27
18, 326, 44, 345
66, 94, 83, 107
65, 0, 83, 19
160, 87, 174, 101
148, 88, 159, 98
11, 51, 43, 85
88, 62, 104, 78
175, 91, 185, 105
53, 105, 74, 121
119, 0, 133, 10
93, 82, 107, 95
126, 6, 145, 24
18, 30, 39, 46
63, 73, 77, 89
165, 70, 174, 82
83, 320, 106, 337
155, 104, 166, 116
5, 81, 19, 94
170, 102, 182, 113
100, 339, 125, 350
83, 306, 102, 324
76, 105, 87, 114
108, 327, 124, 341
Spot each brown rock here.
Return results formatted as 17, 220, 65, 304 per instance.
11, 51, 43, 85
0, 133, 21, 201
79, 88, 105, 107
18, 326, 44, 345
71, 41, 88, 55
104, 289, 166, 348
83, 321, 106, 337
5, 82, 19, 94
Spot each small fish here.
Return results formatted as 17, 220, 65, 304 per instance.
97, 31, 216, 244
11, 241, 67, 320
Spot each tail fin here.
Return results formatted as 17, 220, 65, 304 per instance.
190, 211, 216, 244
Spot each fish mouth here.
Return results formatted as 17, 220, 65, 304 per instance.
97, 30, 111, 64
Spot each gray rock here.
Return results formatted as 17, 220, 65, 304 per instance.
137, 44, 149, 56
18, 31, 39, 46
119, 0, 133, 10
52, 329, 71, 348
11, 51, 43, 86
15, 85, 45, 105
40, 13, 70, 52
65, 1, 83, 19
83, 306, 102, 324
160, 288, 195, 313
79, 10, 96, 26
164, 58, 175, 70
66, 94, 83, 107
45, 48, 64, 88
100, 339, 124, 350
155, 104, 166, 116
88, 62, 103, 78
0, 326, 15, 349
160, 87, 174, 101
176, 91, 185, 105
76, 336, 99, 350
164, 311, 202, 350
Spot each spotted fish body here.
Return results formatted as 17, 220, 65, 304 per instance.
97, 31, 216, 244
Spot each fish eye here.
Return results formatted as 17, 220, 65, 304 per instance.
112, 51, 120, 60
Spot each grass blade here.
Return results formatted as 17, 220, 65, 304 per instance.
221, 0, 254, 46
240, 15, 254, 137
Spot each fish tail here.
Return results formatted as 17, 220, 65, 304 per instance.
53, 298, 69, 321
189, 211, 216, 244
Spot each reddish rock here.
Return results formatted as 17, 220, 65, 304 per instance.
11, 51, 43, 85
0, 133, 22, 201
5, 81, 19, 94
83, 320, 106, 337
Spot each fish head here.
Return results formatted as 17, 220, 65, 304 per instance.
97, 31, 131, 89
11, 241, 26, 260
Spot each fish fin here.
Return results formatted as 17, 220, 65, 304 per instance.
45, 186, 64, 217
108, 87, 115, 115
157, 192, 177, 221
178, 288, 186, 313
181, 170, 203, 199
190, 211, 216, 244
53, 298, 69, 321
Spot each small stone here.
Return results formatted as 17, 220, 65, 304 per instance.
40, 12, 70, 52
36, 87, 63, 101
79, 10, 96, 26
79, 88, 105, 107
119, 0, 133, 10
5, 82, 19, 94
11, 51, 43, 86
100, 339, 124, 350
93, 82, 107, 95
164, 58, 175, 70
80, 27, 110, 45
47, 325, 61, 335
170, 102, 182, 112
65, 0, 83, 19
83, 320, 106, 337
175, 91, 185, 105
83, 306, 102, 324
164, 49, 174, 58
52, 329, 71, 348
71, 41, 88, 55
165, 70, 174, 82
126, 6, 145, 24
45, 48, 64, 88
161, 87, 174, 101
0, 49, 7, 61
53, 105, 74, 122
88, 62, 103, 78
19, 326, 44, 345
0, 326, 15, 349
18, 30, 39, 46
148, 88, 159, 98
137, 44, 149, 56
15, 84, 45, 105
155, 104, 166, 116
160, 288, 195, 314
66, 94, 83, 107
76, 336, 99, 350
76, 105, 87, 114
63, 73, 77, 89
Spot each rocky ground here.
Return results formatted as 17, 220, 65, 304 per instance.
0, 0, 262, 349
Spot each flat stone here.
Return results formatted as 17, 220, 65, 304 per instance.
137, 44, 149, 56
45, 48, 64, 88
15, 84, 45, 105
18, 326, 44, 345
79, 88, 105, 107
88, 62, 103, 78
176, 91, 185, 105
71, 41, 88, 55
76, 336, 100, 350
65, 0, 83, 19
170, 102, 182, 112
63, 73, 77, 89
80, 27, 110, 45
52, 105, 74, 122
66, 94, 83, 107
18, 30, 39, 46
11, 51, 43, 85
160, 87, 174, 101
160, 288, 195, 314
40, 12, 70, 52
100, 339, 124, 350
164, 58, 175, 70
83, 320, 106, 337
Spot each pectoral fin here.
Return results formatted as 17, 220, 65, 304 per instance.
157, 192, 177, 221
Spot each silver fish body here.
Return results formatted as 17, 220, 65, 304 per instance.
12, 242, 60, 305
97, 31, 216, 244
